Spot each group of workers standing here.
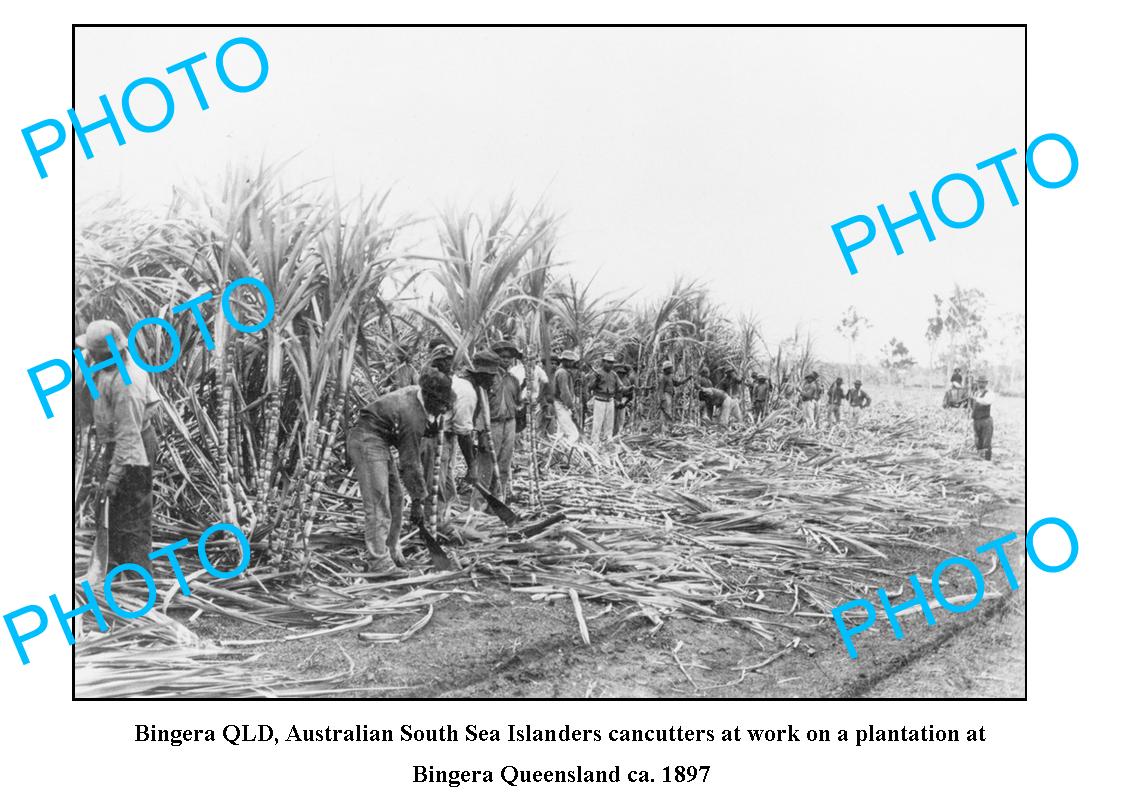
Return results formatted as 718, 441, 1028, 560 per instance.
802, 371, 871, 428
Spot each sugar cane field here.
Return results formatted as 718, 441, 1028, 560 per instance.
72, 167, 1026, 698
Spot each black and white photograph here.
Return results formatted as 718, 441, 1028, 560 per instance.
70, 25, 1026, 699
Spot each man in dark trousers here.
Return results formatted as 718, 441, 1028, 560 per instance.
750, 373, 772, 422
347, 369, 454, 574
697, 366, 715, 420
451, 351, 503, 514
78, 320, 162, 578
826, 377, 846, 425
612, 362, 636, 436
657, 360, 691, 430
488, 340, 523, 499
971, 376, 994, 460
552, 350, 580, 442
420, 342, 456, 516
846, 378, 872, 423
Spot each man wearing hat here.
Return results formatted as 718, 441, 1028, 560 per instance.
487, 340, 523, 499
799, 371, 823, 428
537, 356, 557, 435
719, 364, 745, 424
417, 342, 457, 516
586, 353, 621, 442
552, 350, 580, 443
750, 372, 771, 422
427, 341, 455, 375
826, 377, 846, 425
697, 366, 714, 420
970, 377, 993, 460
77, 320, 162, 576
846, 378, 872, 423
443, 350, 501, 510
658, 360, 691, 430
613, 362, 635, 436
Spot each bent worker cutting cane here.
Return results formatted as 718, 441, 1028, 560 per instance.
346, 370, 454, 575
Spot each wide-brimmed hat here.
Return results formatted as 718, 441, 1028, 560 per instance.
76, 319, 124, 354
854, 379, 863, 386
491, 339, 522, 358
468, 350, 503, 375
600, 352, 616, 363
558, 349, 578, 362
976, 376, 988, 384
428, 344, 454, 361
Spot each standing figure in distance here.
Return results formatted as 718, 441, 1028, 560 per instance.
488, 340, 523, 500
586, 353, 621, 443
846, 378, 872, 423
552, 350, 580, 443
750, 373, 772, 422
613, 362, 635, 436
826, 377, 846, 426
657, 360, 691, 431
720, 364, 745, 425
799, 371, 823, 428
970, 376, 993, 461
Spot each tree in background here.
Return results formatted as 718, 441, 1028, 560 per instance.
925, 286, 989, 382
836, 305, 872, 378
880, 337, 917, 384
989, 311, 1026, 394
941, 285, 988, 380
925, 295, 944, 377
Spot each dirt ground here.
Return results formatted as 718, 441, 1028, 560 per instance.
176, 389, 1026, 699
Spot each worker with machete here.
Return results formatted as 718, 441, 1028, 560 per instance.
347, 369, 454, 574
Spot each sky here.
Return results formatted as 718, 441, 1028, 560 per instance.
74, 26, 1026, 362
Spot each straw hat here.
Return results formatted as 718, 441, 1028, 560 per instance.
75, 319, 124, 354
